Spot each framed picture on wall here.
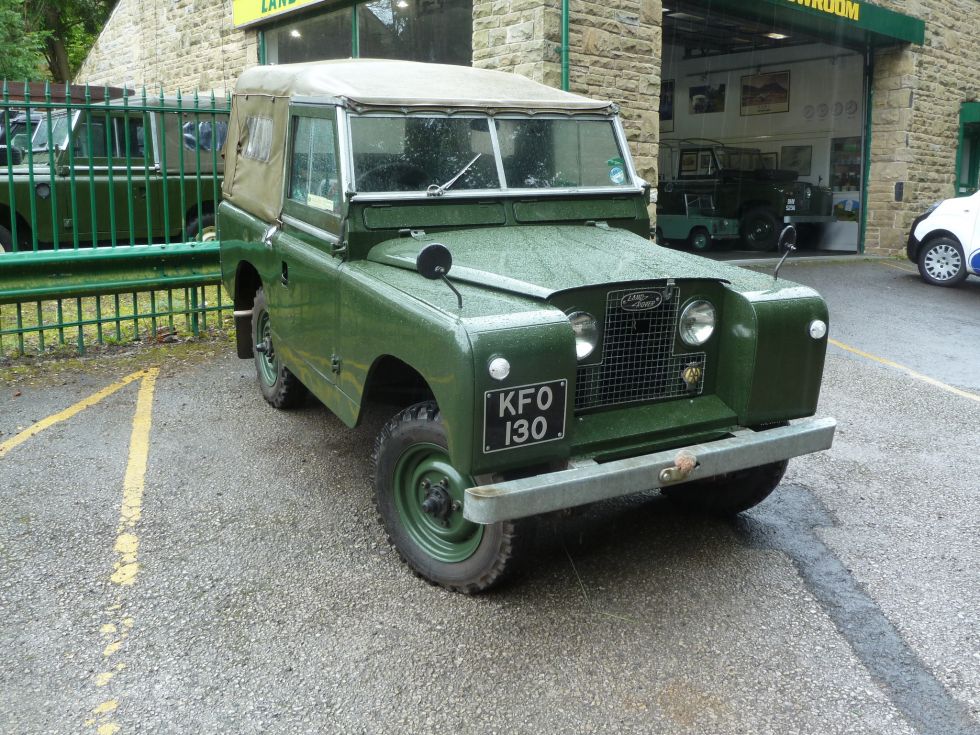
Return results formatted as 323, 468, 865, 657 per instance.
689, 83, 726, 115
781, 145, 812, 176
740, 71, 790, 116
761, 152, 778, 170
680, 151, 698, 174
660, 79, 674, 133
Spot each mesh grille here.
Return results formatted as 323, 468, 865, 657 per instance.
574, 287, 706, 411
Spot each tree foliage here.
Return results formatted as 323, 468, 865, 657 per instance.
0, 0, 49, 81
25, 0, 119, 83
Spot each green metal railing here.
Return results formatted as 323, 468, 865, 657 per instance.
0, 82, 232, 357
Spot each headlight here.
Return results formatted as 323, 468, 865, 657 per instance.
804, 186, 812, 199
924, 201, 942, 216
568, 311, 599, 360
679, 300, 716, 346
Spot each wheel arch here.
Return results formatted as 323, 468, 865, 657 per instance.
233, 260, 263, 358
362, 354, 436, 410
0, 203, 33, 249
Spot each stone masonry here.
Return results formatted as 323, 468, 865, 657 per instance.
76, 0, 256, 95
77, 0, 978, 254
473, 0, 662, 188
867, 0, 980, 254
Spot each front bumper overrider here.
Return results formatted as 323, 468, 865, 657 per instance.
463, 417, 836, 523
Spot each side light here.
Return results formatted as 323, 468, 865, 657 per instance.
488, 356, 511, 381
808, 320, 828, 340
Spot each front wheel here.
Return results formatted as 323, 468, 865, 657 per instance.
662, 460, 788, 516
184, 212, 217, 242
918, 236, 967, 287
687, 227, 711, 252
740, 208, 778, 251
0, 224, 11, 253
372, 402, 532, 593
251, 288, 306, 409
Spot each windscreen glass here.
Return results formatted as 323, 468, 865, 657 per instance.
495, 118, 629, 189
350, 116, 501, 193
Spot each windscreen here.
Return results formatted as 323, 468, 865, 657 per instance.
30, 113, 71, 152
716, 148, 767, 172
350, 114, 632, 193
351, 116, 501, 193
495, 118, 629, 189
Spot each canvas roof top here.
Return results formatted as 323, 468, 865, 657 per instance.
233, 59, 616, 114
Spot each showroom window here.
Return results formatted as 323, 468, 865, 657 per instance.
267, 0, 472, 67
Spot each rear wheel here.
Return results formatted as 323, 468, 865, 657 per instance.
917, 236, 967, 287
0, 224, 11, 253
251, 288, 306, 408
740, 208, 778, 251
373, 401, 533, 593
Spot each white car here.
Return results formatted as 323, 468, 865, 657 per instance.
907, 191, 980, 286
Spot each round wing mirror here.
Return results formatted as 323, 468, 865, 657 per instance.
778, 225, 798, 252
416, 243, 453, 280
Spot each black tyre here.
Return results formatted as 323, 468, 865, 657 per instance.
184, 212, 217, 242
0, 224, 11, 253
251, 288, 306, 409
662, 459, 788, 516
372, 401, 533, 593
740, 208, 779, 251
687, 227, 711, 252
917, 236, 968, 287
654, 227, 664, 245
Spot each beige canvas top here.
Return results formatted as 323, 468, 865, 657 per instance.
233, 59, 615, 114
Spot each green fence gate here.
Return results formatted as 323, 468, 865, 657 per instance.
0, 82, 233, 357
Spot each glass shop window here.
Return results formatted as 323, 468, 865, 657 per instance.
271, 9, 354, 64
358, 0, 472, 66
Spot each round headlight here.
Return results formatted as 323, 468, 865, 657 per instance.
679, 300, 716, 346
805, 186, 813, 199
488, 356, 511, 381
568, 311, 599, 360
808, 319, 828, 340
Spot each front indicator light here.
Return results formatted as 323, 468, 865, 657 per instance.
808, 319, 828, 340
679, 300, 716, 346
568, 311, 599, 360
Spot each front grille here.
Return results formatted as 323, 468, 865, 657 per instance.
574, 286, 706, 411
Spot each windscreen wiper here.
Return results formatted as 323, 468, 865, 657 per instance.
427, 153, 481, 197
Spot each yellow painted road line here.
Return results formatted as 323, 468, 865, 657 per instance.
879, 260, 918, 274
0, 370, 147, 459
87, 368, 159, 735
829, 338, 980, 404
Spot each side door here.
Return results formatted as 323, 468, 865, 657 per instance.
270, 106, 345, 404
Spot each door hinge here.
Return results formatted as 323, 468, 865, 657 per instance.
330, 354, 342, 374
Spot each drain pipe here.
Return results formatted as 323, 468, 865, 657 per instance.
561, 0, 569, 91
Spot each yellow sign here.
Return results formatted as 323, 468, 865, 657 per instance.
232, 0, 328, 28
784, 0, 860, 21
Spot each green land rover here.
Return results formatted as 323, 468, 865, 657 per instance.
219, 60, 836, 593
0, 100, 226, 253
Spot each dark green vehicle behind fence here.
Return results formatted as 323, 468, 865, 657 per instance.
219, 60, 836, 593
0, 93, 227, 253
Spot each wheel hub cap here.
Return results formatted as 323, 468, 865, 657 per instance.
925, 244, 961, 280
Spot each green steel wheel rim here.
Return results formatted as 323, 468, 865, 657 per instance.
197, 225, 218, 242
393, 442, 484, 563
256, 309, 278, 386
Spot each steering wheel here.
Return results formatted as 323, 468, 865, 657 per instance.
357, 161, 429, 192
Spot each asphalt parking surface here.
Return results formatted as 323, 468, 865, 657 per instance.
1, 259, 978, 734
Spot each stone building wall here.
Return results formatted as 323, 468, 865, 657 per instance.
866, 0, 980, 254
473, 0, 662, 186
76, 0, 257, 94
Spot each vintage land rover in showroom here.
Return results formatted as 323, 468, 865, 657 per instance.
219, 60, 836, 593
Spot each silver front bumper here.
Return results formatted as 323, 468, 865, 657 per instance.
463, 417, 836, 524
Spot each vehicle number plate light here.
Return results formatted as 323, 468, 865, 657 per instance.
483, 380, 567, 453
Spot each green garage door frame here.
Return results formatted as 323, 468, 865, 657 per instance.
681, 0, 925, 253
955, 103, 980, 197
691, 0, 924, 48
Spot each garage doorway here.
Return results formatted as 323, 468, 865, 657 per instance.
659, 1, 869, 256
